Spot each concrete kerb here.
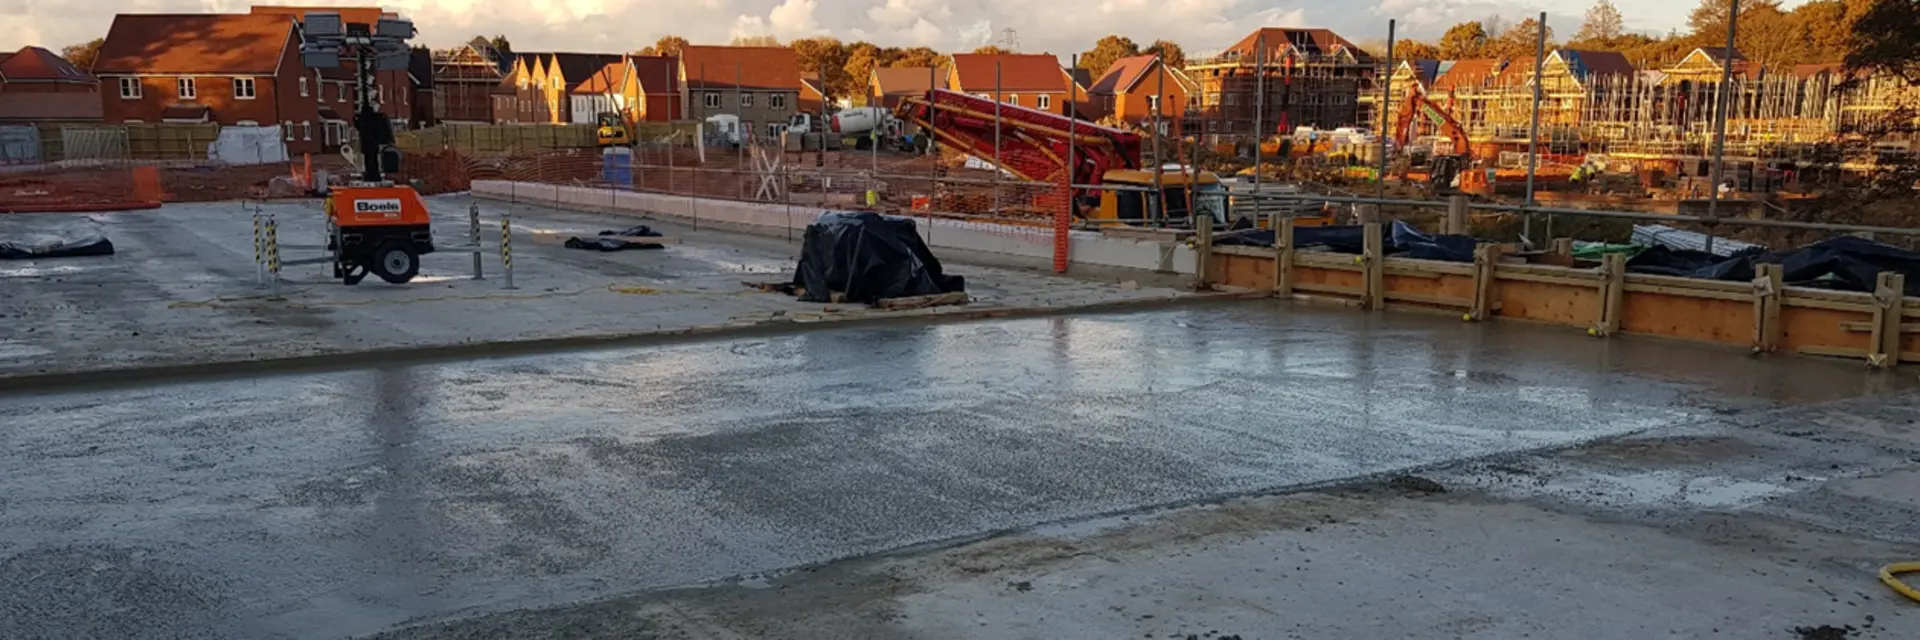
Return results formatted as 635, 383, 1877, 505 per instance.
0, 292, 1257, 394
471, 180, 1201, 275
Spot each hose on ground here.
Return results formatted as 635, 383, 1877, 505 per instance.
1881, 562, 1920, 603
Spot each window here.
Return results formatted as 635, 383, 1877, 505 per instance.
741, 121, 755, 140
1037, 95, 1052, 110
118, 77, 141, 99
1147, 95, 1160, 111
551, 77, 561, 89
519, 77, 529, 89
766, 122, 783, 138
704, 92, 721, 108
237, 120, 258, 126
299, 77, 309, 97
740, 92, 754, 108
235, 77, 257, 100
302, 121, 312, 140
338, 83, 348, 103
769, 93, 786, 110
1007, 94, 1019, 106
283, 121, 293, 140
177, 77, 197, 99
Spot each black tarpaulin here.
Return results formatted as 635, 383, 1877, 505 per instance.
792, 212, 965, 304
0, 223, 115, 260
564, 225, 666, 251
1627, 236, 1920, 295
1213, 221, 1477, 262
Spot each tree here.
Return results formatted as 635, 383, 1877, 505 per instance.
1078, 35, 1140, 78
61, 38, 103, 71
1486, 18, 1555, 58
791, 37, 855, 99
639, 35, 688, 57
1145, 39, 1186, 68
1394, 39, 1441, 60
1845, 0, 1920, 83
489, 35, 513, 56
1438, 22, 1490, 58
1573, 0, 1626, 46
1791, 1, 1854, 57
1689, 0, 1784, 40
889, 47, 945, 69
972, 45, 1011, 55
731, 35, 781, 47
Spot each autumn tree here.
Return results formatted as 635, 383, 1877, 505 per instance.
1485, 18, 1555, 58
61, 38, 103, 71
972, 45, 1011, 55
1791, 1, 1854, 57
488, 35, 513, 56
1438, 22, 1490, 58
891, 47, 945, 68
1845, 0, 1920, 83
1688, 0, 1784, 39
1079, 35, 1140, 78
1573, 0, 1626, 46
1145, 39, 1186, 68
639, 35, 688, 57
1394, 39, 1441, 60
791, 37, 856, 99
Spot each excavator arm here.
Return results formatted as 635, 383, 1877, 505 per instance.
1391, 91, 1471, 160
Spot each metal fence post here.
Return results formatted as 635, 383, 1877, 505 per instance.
500, 211, 516, 290
469, 202, 484, 279
265, 214, 282, 298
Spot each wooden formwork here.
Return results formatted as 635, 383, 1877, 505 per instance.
1206, 222, 1920, 367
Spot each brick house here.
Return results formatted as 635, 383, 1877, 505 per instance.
868, 66, 944, 109
1187, 27, 1374, 136
432, 38, 505, 123
679, 46, 802, 142
1088, 54, 1197, 128
573, 55, 681, 125
541, 53, 625, 123
946, 53, 1085, 116
249, 6, 411, 126
93, 13, 327, 154
0, 46, 103, 125
408, 48, 434, 127
494, 53, 553, 123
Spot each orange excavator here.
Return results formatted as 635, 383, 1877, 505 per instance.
1392, 91, 1485, 193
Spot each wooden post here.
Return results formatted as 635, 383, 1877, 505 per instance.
1445, 194, 1469, 235
1355, 204, 1381, 225
1274, 217, 1295, 299
1869, 272, 1906, 368
1469, 243, 1502, 321
1362, 222, 1384, 310
1595, 253, 1626, 336
1194, 214, 1214, 290
1550, 237, 1574, 258
1751, 264, 1783, 353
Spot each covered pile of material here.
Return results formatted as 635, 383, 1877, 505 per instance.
565, 225, 667, 252
0, 219, 115, 260
1214, 220, 1478, 262
1626, 236, 1920, 295
791, 212, 964, 304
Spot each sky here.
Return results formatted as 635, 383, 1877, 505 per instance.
0, 0, 1809, 58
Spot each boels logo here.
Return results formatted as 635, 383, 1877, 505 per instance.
353, 199, 404, 218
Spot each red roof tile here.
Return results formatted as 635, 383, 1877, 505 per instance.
950, 53, 1072, 92
0, 46, 95, 83
1431, 58, 1505, 91
1791, 63, 1847, 79
1089, 55, 1155, 95
870, 66, 943, 107
0, 92, 103, 122
94, 14, 295, 75
1494, 56, 1537, 86
249, 5, 393, 26
681, 46, 799, 91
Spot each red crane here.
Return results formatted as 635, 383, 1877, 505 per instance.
894, 89, 1143, 199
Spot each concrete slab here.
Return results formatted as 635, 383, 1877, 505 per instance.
0, 194, 1193, 381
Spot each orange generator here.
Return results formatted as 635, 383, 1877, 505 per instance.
324, 185, 435, 284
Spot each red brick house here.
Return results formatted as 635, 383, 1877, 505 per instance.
1088, 54, 1195, 127
0, 46, 103, 125
93, 13, 326, 154
494, 53, 552, 123
573, 55, 681, 125
433, 38, 505, 123
946, 53, 1086, 117
249, 6, 411, 126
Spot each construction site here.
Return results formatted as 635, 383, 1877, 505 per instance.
5, 6, 1920, 640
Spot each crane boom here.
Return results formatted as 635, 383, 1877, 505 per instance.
895, 90, 1142, 196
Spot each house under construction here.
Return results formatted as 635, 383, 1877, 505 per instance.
1186, 27, 1376, 139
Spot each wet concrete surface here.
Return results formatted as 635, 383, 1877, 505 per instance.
0, 302, 1908, 638
0, 196, 1187, 380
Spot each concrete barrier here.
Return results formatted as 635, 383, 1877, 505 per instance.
471, 180, 1196, 275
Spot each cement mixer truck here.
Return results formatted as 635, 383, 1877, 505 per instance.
786, 107, 903, 150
